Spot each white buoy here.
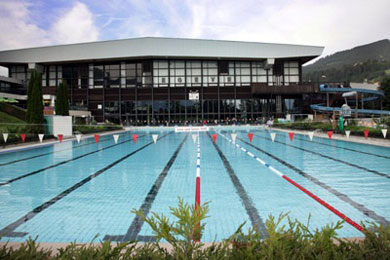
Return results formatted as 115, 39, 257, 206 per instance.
75, 134, 82, 143
345, 130, 351, 139
382, 129, 387, 138
113, 134, 119, 144
3, 133, 8, 143
152, 134, 158, 144
192, 134, 198, 143
308, 132, 314, 141
231, 133, 237, 143
38, 134, 44, 143
270, 132, 276, 142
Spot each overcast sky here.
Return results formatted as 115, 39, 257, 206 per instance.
0, 0, 389, 75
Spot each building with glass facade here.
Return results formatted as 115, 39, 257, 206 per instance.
0, 37, 324, 124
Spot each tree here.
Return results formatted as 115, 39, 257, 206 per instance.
379, 76, 390, 110
55, 81, 69, 116
26, 70, 44, 133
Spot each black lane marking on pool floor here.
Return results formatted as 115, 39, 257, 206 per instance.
280, 133, 390, 160
0, 134, 116, 167
0, 132, 172, 238
104, 135, 188, 242
253, 132, 390, 179
209, 132, 268, 238
235, 135, 390, 227
0, 135, 145, 186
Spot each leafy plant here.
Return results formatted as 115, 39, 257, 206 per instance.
133, 197, 210, 259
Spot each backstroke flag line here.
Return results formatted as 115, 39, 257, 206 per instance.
345, 130, 351, 139
76, 134, 82, 143
270, 132, 276, 142
113, 134, 119, 144
192, 134, 198, 143
231, 133, 237, 143
2, 133, 8, 143
382, 129, 387, 138
308, 132, 314, 141
38, 134, 44, 143
152, 134, 158, 143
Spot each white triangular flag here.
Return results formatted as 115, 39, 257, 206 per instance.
382, 129, 387, 138
231, 133, 237, 143
38, 134, 44, 143
345, 130, 351, 139
75, 134, 82, 143
113, 134, 119, 144
152, 134, 158, 144
270, 132, 276, 142
192, 134, 198, 143
308, 132, 314, 141
3, 133, 8, 143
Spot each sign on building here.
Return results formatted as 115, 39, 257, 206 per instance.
189, 90, 199, 100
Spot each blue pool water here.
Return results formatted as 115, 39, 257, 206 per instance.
0, 127, 389, 242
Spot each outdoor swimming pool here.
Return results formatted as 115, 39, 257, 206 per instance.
0, 127, 389, 242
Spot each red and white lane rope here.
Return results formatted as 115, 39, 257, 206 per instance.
218, 132, 363, 232
195, 134, 201, 209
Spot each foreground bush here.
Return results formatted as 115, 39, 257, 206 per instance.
1, 199, 389, 259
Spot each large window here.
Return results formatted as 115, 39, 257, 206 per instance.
235, 62, 251, 86
170, 61, 185, 87
186, 61, 202, 87
219, 62, 234, 87
93, 65, 104, 88
202, 61, 218, 87
125, 63, 142, 87
153, 61, 169, 87
284, 61, 300, 85
105, 64, 120, 88
252, 62, 267, 83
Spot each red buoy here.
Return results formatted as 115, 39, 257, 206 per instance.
289, 132, 294, 141
364, 130, 369, 139
212, 134, 217, 143
20, 134, 26, 142
58, 134, 63, 143
94, 134, 100, 143
248, 133, 254, 142
328, 131, 333, 140
132, 134, 138, 144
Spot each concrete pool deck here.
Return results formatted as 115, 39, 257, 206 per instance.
272, 127, 390, 147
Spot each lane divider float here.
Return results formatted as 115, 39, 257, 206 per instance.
218, 132, 364, 233
195, 134, 201, 242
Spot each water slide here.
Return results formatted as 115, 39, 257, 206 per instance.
310, 85, 390, 116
